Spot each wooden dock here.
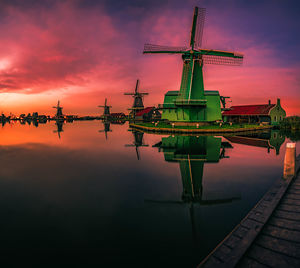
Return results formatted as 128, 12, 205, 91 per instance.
199, 150, 300, 267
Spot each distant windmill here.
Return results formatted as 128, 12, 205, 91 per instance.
98, 98, 112, 119
53, 100, 64, 119
124, 79, 148, 118
125, 130, 149, 160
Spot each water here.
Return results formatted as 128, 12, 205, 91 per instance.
0, 120, 298, 267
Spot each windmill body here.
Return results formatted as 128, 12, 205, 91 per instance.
53, 101, 64, 120
143, 7, 243, 124
124, 79, 149, 118
98, 98, 112, 119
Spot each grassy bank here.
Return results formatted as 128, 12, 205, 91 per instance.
135, 121, 265, 129
279, 116, 300, 131
130, 122, 273, 133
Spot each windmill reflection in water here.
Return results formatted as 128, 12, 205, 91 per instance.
148, 135, 239, 241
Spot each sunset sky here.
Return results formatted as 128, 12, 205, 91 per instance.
0, 0, 299, 116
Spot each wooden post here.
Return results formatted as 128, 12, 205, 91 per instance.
283, 143, 296, 179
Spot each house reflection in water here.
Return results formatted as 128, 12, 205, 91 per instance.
225, 130, 285, 155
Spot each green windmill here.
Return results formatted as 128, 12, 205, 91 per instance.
143, 7, 244, 124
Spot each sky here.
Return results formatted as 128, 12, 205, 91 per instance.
0, 0, 299, 116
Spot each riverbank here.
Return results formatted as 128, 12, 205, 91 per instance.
129, 122, 273, 134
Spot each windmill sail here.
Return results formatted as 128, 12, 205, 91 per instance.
144, 44, 187, 53
135, 79, 139, 94
202, 54, 243, 65
194, 8, 206, 49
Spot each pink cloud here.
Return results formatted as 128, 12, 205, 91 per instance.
0, 3, 299, 116
0, 2, 136, 94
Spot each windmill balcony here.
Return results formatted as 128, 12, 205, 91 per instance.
158, 104, 178, 109
174, 99, 207, 107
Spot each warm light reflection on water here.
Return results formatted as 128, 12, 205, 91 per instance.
0, 121, 298, 267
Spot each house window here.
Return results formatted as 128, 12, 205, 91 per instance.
274, 116, 277, 122
280, 116, 282, 121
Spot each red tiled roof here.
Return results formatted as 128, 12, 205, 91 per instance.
222, 104, 275, 116
135, 107, 154, 116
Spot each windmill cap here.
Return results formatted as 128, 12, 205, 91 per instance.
234, 52, 244, 57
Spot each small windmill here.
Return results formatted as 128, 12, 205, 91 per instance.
53, 100, 64, 119
125, 130, 149, 160
98, 98, 112, 119
143, 7, 244, 122
124, 79, 148, 118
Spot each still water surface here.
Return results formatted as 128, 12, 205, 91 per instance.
0, 121, 299, 267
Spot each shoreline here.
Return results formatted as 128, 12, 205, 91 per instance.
129, 123, 273, 134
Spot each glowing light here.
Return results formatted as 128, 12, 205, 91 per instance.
0, 58, 11, 70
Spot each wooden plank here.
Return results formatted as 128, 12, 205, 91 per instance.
262, 225, 300, 243
241, 219, 263, 230
281, 198, 300, 207
278, 203, 300, 212
246, 244, 300, 267
224, 235, 242, 249
274, 210, 300, 221
255, 234, 300, 258
212, 244, 232, 262
287, 189, 300, 195
285, 193, 300, 200
237, 257, 269, 268
234, 227, 250, 239
269, 216, 300, 231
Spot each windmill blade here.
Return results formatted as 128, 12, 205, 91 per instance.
190, 7, 206, 49
194, 7, 206, 49
200, 196, 240, 205
135, 79, 139, 94
202, 54, 243, 66
135, 147, 140, 160
143, 44, 187, 54
145, 199, 184, 205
